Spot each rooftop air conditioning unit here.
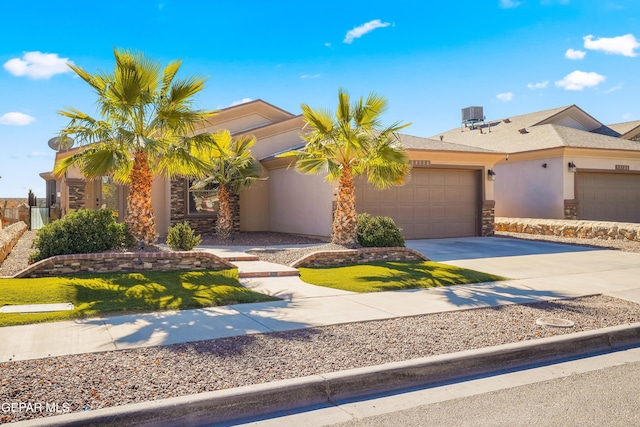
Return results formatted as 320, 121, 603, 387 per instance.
462, 106, 484, 124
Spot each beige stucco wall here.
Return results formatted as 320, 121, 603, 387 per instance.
494, 157, 565, 219
252, 129, 304, 159
239, 179, 270, 231
268, 168, 333, 237
203, 113, 273, 134
151, 176, 171, 236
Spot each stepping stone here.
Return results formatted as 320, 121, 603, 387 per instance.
0, 303, 74, 313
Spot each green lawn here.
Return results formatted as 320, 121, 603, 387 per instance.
0, 270, 278, 327
299, 261, 508, 293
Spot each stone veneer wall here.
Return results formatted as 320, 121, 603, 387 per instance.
563, 200, 578, 220
0, 222, 27, 264
495, 217, 640, 242
67, 182, 86, 211
481, 200, 496, 237
15, 251, 237, 278
291, 247, 429, 268
170, 178, 240, 235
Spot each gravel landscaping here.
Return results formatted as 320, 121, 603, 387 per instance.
247, 243, 349, 266
2, 230, 640, 423
1, 294, 639, 423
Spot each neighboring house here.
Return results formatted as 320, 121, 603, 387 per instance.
0, 198, 28, 209
434, 105, 640, 223
41, 100, 504, 240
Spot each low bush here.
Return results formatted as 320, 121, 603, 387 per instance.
30, 209, 134, 263
356, 213, 405, 247
166, 222, 202, 251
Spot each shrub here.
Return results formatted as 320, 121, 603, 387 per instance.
30, 209, 134, 263
356, 213, 405, 248
166, 222, 202, 251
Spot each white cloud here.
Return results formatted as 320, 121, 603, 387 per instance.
496, 92, 514, 102
3, 51, 74, 79
527, 81, 549, 89
499, 0, 523, 8
0, 112, 35, 126
324, 42, 332, 48
583, 34, 639, 57
228, 98, 253, 107
565, 48, 586, 60
301, 74, 320, 79
555, 70, 606, 90
604, 83, 623, 94
343, 19, 390, 44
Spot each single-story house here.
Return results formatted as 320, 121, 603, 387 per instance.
434, 105, 640, 223
41, 100, 504, 240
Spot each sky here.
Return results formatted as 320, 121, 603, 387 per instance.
0, 0, 638, 197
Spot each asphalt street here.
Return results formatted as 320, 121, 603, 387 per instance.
228, 346, 640, 427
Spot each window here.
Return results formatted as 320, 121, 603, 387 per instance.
187, 179, 219, 215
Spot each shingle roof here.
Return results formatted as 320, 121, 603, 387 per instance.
398, 133, 499, 153
433, 105, 640, 153
552, 124, 640, 150
607, 120, 640, 138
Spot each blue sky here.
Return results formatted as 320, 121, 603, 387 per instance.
0, 0, 638, 197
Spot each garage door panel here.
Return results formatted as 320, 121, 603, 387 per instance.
355, 169, 480, 239
396, 205, 414, 221
577, 172, 640, 223
412, 172, 431, 185
397, 187, 414, 203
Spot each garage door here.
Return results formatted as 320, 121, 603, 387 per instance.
355, 169, 480, 239
577, 172, 640, 223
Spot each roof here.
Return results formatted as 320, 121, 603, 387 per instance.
607, 120, 640, 139
434, 105, 640, 154
398, 133, 499, 153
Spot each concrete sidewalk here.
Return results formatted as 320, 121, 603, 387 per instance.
2, 237, 640, 363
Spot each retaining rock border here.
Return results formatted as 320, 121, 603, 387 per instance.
291, 247, 429, 268
14, 251, 237, 278
495, 217, 640, 242
0, 221, 27, 265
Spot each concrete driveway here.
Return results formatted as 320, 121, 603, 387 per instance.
406, 236, 640, 299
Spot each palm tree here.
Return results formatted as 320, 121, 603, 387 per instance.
191, 130, 263, 240
54, 49, 216, 243
283, 89, 411, 246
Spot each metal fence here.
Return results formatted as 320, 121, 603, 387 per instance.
30, 207, 50, 230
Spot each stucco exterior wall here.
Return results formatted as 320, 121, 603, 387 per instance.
268, 168, 332, 237
239, 180, 270, 231
252, 129, 304, 159
205, 113, 273, 134
152, 176, 171, 236
494, 157, 564, 219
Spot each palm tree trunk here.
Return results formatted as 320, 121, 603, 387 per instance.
332, 165, 358, 246
216, 185, 233, 240
125, 150, 158, 243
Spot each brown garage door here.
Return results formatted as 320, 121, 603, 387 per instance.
577, 172, 640, 223
355, 168, 480, 239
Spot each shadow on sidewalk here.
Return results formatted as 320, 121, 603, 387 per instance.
440, 283, 569, 309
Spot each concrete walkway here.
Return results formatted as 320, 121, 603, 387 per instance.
2, 237, 640, 363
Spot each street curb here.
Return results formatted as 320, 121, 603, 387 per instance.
17, 322, 640, 427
